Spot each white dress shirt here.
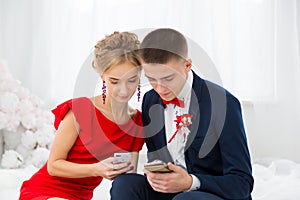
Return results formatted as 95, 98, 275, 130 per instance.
164, 70, 200, 191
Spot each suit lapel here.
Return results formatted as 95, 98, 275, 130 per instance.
156, 101, 168, 146
147, 99, 173, 162
185, 72, 203, 150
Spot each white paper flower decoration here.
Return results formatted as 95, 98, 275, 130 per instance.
1, 150, 24, 169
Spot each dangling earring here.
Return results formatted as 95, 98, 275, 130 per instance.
137, 81, 141, 102
102, 80, 106, 104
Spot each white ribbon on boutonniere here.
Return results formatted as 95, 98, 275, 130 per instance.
168, 114, 193, 143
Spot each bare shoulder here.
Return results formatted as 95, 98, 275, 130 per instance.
57, 109, 80, 133
129, 107, 138, 117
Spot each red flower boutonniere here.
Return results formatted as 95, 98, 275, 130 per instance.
168, 114, 193, 143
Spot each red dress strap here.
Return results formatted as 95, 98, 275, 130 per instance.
51, 99, 73, 130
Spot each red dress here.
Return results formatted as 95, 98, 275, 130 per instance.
19, 97, 144, 200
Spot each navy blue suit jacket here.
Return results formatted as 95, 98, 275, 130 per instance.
142, 71, 254, 200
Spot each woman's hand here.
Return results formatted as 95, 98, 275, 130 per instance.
92, 157, 133, 180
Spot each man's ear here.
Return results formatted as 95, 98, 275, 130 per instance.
185, 58, 192, 72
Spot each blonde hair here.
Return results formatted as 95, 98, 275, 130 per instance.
92, 31, 141, 75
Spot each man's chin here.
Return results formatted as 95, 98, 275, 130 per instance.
159, 93, 175, 101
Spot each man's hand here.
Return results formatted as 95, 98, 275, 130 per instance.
144, 162, 192, 193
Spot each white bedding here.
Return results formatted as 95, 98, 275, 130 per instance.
0, 156, 299, 200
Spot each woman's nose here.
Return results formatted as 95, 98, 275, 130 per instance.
118, 83, 128, 95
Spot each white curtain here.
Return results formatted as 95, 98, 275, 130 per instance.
0, 0, 289, 106
1, 0, 300, 160
297, 0, 300, 68
0, 0, 99, 108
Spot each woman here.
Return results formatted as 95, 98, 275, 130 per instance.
19, 31, 144, 200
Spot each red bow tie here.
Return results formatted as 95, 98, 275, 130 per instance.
161, 98, 184, 108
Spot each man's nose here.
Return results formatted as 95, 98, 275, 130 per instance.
155, 82, 166, 93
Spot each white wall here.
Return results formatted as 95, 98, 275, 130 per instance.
243, 0, 300, 162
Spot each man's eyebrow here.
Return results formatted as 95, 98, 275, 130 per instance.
145, 73, 175, 80
145, 74, 155, 79
160, 74, 175, 80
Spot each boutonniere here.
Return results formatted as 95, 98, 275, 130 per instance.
168, 114, 193, 143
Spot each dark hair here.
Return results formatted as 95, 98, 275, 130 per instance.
140, 28, 188, 64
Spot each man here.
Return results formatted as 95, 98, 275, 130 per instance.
110, 28, 254, 200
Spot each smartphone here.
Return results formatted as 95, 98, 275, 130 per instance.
113, 152, 132, 164
144, 160, 172, 173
